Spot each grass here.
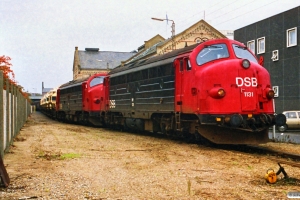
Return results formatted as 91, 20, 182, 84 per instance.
187, 179, 191, 195
37, 151, 81, 160
60, 153, 81, 160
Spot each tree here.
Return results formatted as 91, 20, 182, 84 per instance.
0, 55, 30, 101
0, 55, 16, 84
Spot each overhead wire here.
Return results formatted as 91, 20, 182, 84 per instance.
176, 0, 254, 31
177, 0, 223, 23
205, 0, 240, 17
211, 0, 261, 21
177, 0, 279, 30
214, 0, 279, 26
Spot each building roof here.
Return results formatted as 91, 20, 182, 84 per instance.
125, 20, 225, 63
128, 41, 163, 63
78, 49, 136, 70
42, 88, 52, 93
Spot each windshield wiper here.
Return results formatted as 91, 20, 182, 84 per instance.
234, 45, 247, 50
204, 45, 222, 49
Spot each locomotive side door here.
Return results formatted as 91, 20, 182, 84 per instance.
82, 83, 88, 111
56, 89, 61, 110
174, 58, 183, 112
102, 77, 109, 112
174, 57, 195, 113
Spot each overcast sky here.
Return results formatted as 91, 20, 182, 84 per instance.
1, 0, 299, 93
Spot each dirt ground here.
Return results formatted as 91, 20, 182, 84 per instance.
0, 112, 300, 200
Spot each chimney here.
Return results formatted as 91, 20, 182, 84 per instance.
85, 48, 99, 51
42, 82, 44, 89
75, 46, 78, 51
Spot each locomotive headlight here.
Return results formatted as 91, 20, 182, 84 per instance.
265, 88, 275, 99
94, 98, 101, 104
217, 89, 225, 97
209, 87, 226, 99
241, 59, 250, 69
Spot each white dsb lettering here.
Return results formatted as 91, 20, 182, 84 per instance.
236, 77, 257, 87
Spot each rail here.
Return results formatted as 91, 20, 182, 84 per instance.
0, 71, 32, 158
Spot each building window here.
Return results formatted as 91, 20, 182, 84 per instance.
287, 27, 297, 47
257, 37, 265, 54
247, 40, 255, 54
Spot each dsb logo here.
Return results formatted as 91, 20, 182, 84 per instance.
236, 77, 258, 87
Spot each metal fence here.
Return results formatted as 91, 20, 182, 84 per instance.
0, 71, 32, 158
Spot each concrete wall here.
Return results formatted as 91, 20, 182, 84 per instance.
0, 71, 32, 158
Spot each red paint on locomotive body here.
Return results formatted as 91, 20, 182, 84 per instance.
55, 72, 108, 125
82, 73, 108, 112
171, 39, 287, 144
191, 39, 273, 115
174, 39, 274, 114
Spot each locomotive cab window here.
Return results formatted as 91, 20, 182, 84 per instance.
186, 59, 191, 71
196, 44, 229, 65
89, 76, 104, 87
232, 44, 258, 63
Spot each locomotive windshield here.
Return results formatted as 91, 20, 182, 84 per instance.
232, 44, 258, 63
89, 76, 104, 87
196, 44, 229, 65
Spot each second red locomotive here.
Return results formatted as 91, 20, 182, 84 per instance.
55, 72, 108, 126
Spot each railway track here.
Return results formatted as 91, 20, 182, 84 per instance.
217, 144, 300, 168
247, 145, 300, 162
115, 128, 300, 165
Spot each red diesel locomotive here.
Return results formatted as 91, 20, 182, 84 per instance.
48, 38, 285, 144
55, 72, 108, 126
106, 38, 285, 144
